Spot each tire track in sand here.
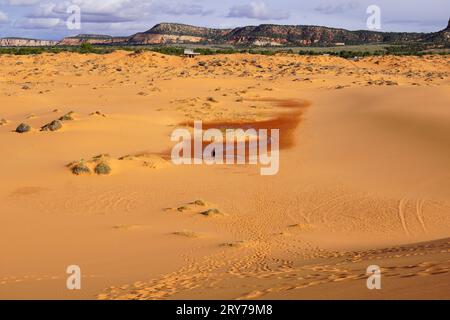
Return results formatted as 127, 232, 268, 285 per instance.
415, 199, 428, 234
398, 198, 411, 236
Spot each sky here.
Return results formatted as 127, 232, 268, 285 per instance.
0, 0, 449, 40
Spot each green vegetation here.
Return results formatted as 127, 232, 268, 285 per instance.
94, 162, 112, 175
297, 50, 385, 58
200, 208, 222, 217
71, 162, 91, 175
59, 111, 75, 121
40, 120, 62, 132
15, 123, 31, 133
0, 43, 448, 57
0, 43, 115, 55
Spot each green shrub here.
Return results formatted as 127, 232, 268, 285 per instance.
71, 163, 91, 175
41, 120, 62, 132
79, 42, 94, 53
15, 123, 31, 133
94, 162, 111, 175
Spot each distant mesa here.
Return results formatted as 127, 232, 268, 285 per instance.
0, 37, 58, 47
58, 34, 128, 46
128, 23, 231, 45
423, 18, 450, 45
123, 21, 450, 47
1, 19, 450, 47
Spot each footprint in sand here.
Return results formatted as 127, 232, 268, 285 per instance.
118, 152, 169, 170
172, 230, 202, 238
112, 224, 141, 231
288, 223, 316, 231
220, 241, 248, 248
10, 186, 47, 197
167, 199, 226, 218
89, 111, 107, 118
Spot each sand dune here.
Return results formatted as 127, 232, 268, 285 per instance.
0, 51, 449, 299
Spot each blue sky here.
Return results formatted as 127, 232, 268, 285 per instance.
0, 0, 449, 40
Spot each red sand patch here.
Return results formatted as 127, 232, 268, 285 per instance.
177, 99, 310, 159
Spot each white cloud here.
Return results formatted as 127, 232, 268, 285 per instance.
315, 1, 359, 15
158, 3, 214, 16
26, 0, 150, 23
0, 11, 8, 23
14, 17, 61, 29
156, 3, 214, 16
25, 0, 215, 25
27, 3, 58, 18
228, 2, 289, 20
3, 0, 40, 6
66, 0, 138, 16
1, 0, 448, 37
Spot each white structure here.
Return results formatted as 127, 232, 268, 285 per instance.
184, 49, 200, 58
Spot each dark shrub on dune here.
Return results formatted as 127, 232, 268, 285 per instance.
41, 120, 62, 131
59, 112, 74, 121
192, 200, 206, 206
94, 162, 111, 175
71, 163, 91, 175
200, 208, 221, 217
15, 123, 31, 133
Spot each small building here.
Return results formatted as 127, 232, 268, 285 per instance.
184, 49, 200, 58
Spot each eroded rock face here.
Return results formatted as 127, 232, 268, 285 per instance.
0, 38, 58, 47
58, 34, 128, 46
3, 19, 450, 48
127, 22, 446, 47
424, 19, 450, 45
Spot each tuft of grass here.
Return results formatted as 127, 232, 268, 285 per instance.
200, 208, 221, 217
94, 162, 111, 175
177, 206, 189, 212
191, 200, 206, 206
89, 111, 106, 117
71, 162, 91, 175
92, 154, 110, 160
173, 230, 199, 238
206, 97, 218, 103
220, 241, 246, 248
40, 120, 62, 132
59, 111, 75, 121
15, 123, 31, 133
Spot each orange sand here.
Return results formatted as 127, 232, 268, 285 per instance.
0, 51, 449, 299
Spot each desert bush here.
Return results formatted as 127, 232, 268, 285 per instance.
41, 120, 62, 131
200, 208, 221, 217
192, 200, 206, 206
94, 162, 111, 175
15, 123, 31, 133
79, 43, 95, 53
59, 111, 74, 121
71, 162, 91, 175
